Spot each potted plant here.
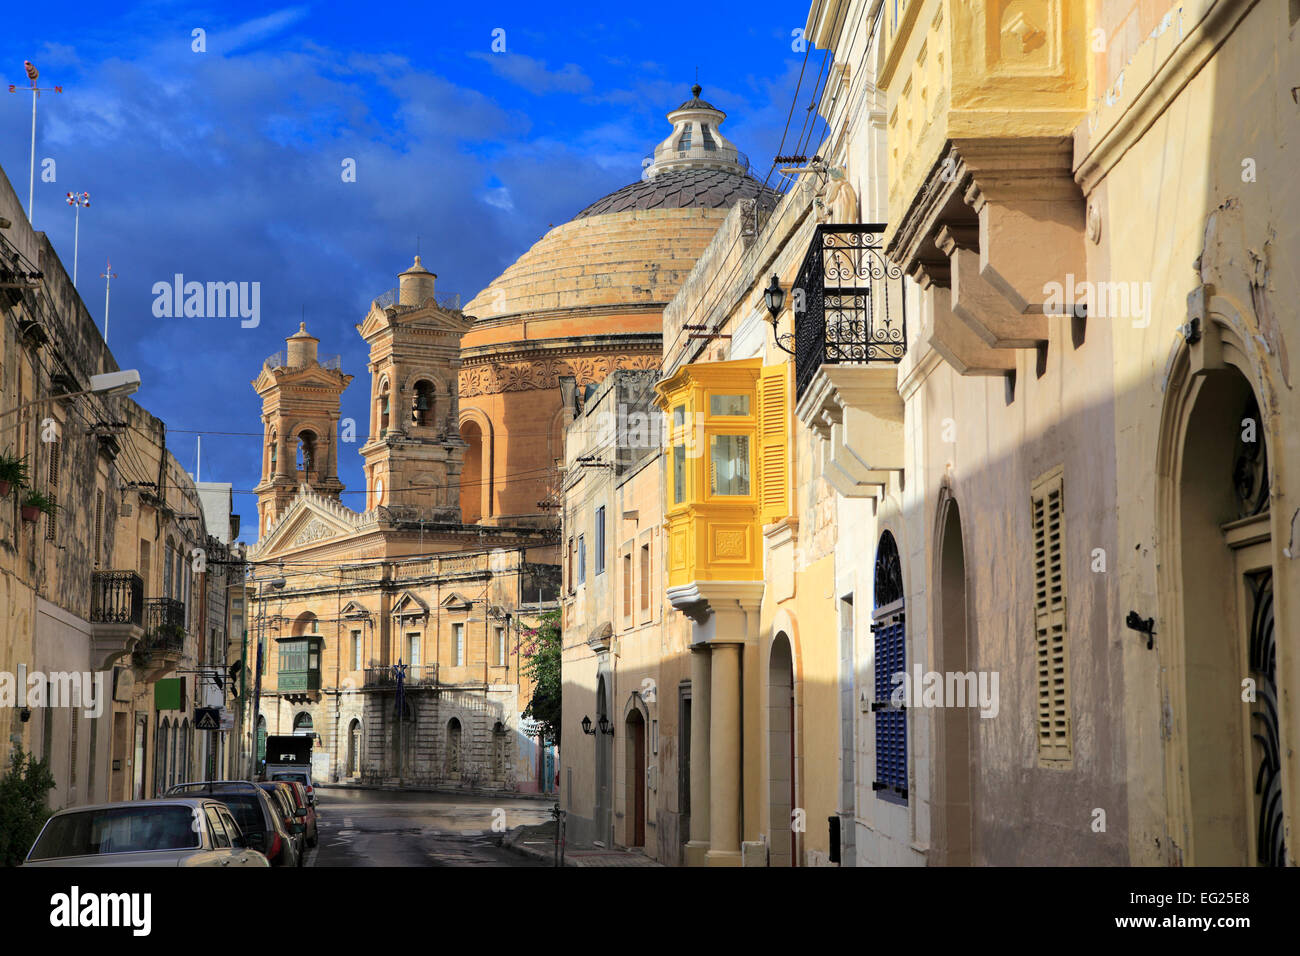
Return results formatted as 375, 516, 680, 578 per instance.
0, 451, 28, 500
20, 490, 56, 524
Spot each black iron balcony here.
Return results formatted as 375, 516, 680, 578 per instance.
143, 598, 186, 656
793, 223, 906, 400
91, 571, 144, 626
363, 664, 439, 688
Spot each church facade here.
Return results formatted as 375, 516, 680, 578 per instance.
246, 278, 558, 790
246, 85, 777, 793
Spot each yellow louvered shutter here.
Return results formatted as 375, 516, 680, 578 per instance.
758, 364, 790, 525
1032, 467, 1070, 765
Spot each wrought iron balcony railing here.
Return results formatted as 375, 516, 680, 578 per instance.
363, 664, 439, 688
143, 598, 186, 656
91, 571, 144, 626
793, 223, 906, 400
373, 288, 462, 312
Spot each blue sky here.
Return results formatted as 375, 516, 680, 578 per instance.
4, 1, 825, 543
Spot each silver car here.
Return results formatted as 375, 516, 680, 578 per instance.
24, 798, 272, 867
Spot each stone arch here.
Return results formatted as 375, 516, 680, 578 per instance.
1156, 295, 1289, 866
375, 375, 392, 435
346, 717, 362, 777
266, 426, 279, 479
594, 671, 613, 844
458, 406, 494, 523
768, 630, 797, 867
932, 488, 973, 865
288, 420, 329, 485
445, 716, 463, 778
291, 611, 318, 637
154, 717, 170, 796
622, 692, 650, 848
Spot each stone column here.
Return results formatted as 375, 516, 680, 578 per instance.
684, 644, 711, 866
706, 641, 742, 866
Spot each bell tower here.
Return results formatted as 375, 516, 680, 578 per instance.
357, 257, 472, 520
251, 323, 353, 536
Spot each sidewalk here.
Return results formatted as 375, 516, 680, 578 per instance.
500, 820, 665, 867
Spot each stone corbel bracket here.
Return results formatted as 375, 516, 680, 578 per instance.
796, 363, 905, 501
666, 581, 764, 642
888, 137, 1086, 377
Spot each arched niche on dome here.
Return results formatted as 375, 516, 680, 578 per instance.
458, 407, 493, 524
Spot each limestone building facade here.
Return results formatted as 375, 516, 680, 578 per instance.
246, 271, 559, 789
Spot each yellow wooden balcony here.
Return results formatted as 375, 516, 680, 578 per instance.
654, 359, 790, 591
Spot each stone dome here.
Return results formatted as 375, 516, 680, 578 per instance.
465, 85, 781, 322
572, 166, 779, 220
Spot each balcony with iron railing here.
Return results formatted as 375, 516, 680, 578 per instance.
364, 664, 440, 688
142, 598, 186, 658
793, 223, 906, 401
792, 224, 907, 503
90, 570, 146, 670
91, 571, 144, 626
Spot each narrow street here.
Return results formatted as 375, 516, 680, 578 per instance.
307, 788, 555, 867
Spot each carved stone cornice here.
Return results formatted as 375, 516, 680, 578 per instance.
459, 353, 661, 398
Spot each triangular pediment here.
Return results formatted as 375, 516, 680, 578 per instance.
253, 487, 370, 558
391, 591, 430, 618
441, 591, 473, 610
357, 302, 473, 341
252, 362, 352, 395
340, 601, 371, 619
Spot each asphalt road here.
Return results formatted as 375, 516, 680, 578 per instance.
306, 787, 553, 867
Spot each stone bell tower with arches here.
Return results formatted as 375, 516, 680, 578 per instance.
252, 323, 353, 536
357, 256, 473, 521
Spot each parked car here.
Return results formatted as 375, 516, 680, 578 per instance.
275, 779, 318, 848
257, 781, 307, 865
268, 768, 315, 807
164, 781, 299, 868
24, 799, 271, 867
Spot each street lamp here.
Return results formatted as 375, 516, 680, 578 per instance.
765, 274, 795, 355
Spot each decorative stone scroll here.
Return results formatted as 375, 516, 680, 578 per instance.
458, 353, 660, 398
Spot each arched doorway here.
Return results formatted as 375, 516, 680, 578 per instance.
625, 708, 646, 848
936, 497, 973, 864
594, 675, 612, 844
492, 722, 509, 782
446, 717, 462, 778
347, 719, 362, 777
768, 632, 796, 866
155, 717, 170, 796
178, 719, 190, 786
1167, 363, 1283, 865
